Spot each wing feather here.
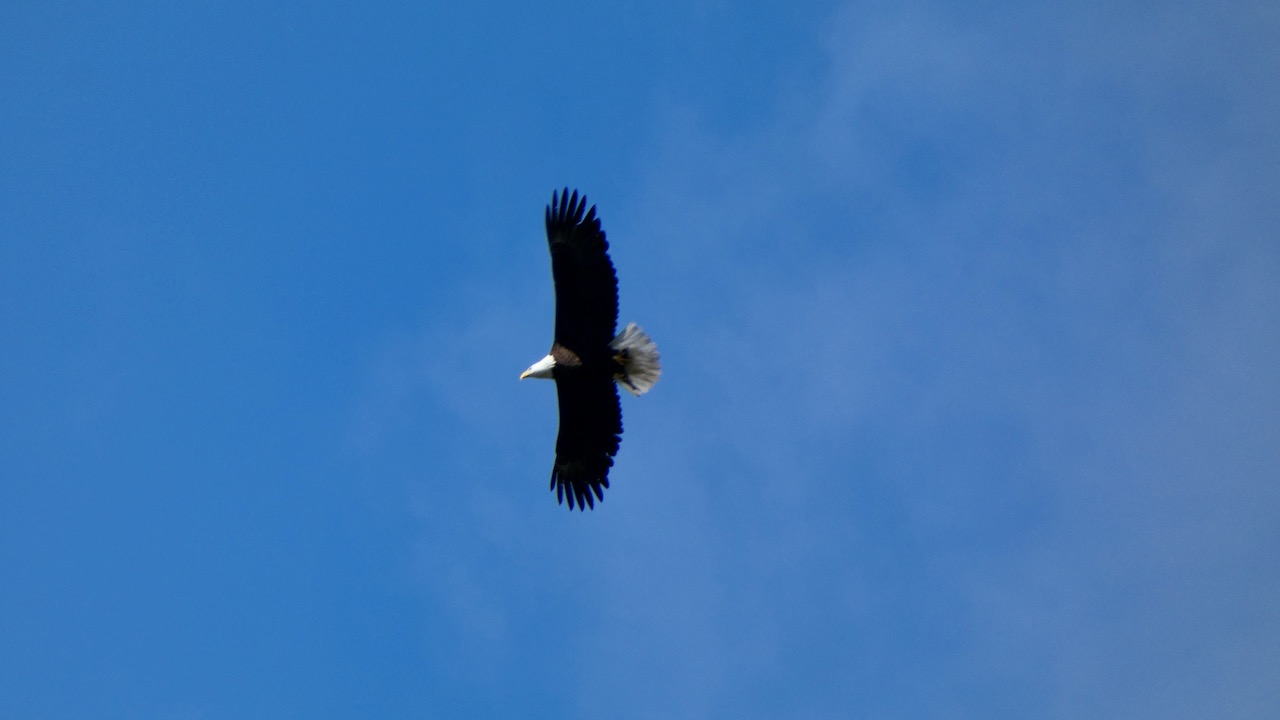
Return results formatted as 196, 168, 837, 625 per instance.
550, 372, 622, 510
545, 188, 619, 354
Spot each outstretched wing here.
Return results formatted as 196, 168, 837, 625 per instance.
551, 372, 622, 510
545, 188, 619, 354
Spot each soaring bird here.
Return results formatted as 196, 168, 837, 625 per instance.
520, 189, 661, 510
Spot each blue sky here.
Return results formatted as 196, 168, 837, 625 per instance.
3, 1, 1277, 717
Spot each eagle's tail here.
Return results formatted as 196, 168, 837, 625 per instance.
611, 323, 662, 396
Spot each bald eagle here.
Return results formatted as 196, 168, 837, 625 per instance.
520, 189, 661, 510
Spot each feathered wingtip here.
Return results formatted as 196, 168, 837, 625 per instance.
551, 464, 609, 511
611, 323, 662, 396
547, 188, 594, 231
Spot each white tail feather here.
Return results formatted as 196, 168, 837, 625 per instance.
610, 323, 661, 396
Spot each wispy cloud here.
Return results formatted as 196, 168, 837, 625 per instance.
588, 1, 1280, 717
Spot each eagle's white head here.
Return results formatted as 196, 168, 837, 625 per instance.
519, 354, 556, 380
